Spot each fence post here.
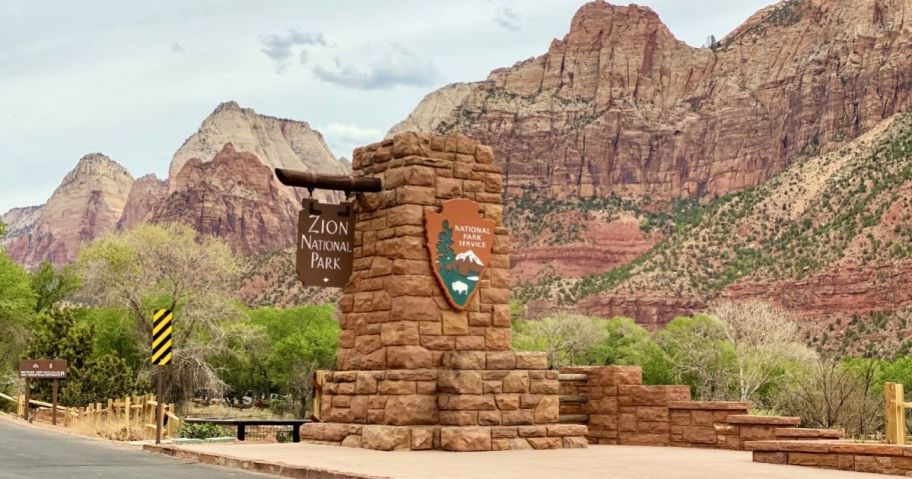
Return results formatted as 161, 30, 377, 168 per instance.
885, 382, 906, 445
124, 396, 131, 427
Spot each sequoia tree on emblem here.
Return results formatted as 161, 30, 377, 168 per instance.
426, 199, 496, 310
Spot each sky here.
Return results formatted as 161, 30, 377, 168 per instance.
0, 0, 774, 214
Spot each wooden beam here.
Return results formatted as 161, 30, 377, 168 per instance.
275, 169, 382, 193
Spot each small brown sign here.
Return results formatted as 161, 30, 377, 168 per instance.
426, 199, 496, 310
19, 359, 67, 379
297, 199, 355, 288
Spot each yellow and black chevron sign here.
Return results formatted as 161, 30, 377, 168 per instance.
151, 309, 173, 366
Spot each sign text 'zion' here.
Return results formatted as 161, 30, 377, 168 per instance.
297, 199, 354, 288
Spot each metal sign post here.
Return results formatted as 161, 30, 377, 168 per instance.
151, 309, 173, 445
23, 378, 30, 422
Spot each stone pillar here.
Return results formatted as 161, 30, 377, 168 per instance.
300, 132, 588, 451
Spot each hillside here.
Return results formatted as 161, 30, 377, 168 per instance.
512, 113, 912, 350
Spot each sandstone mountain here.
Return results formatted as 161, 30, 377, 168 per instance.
152, 143, 300, 256
5, 154, 134, 269
170, 101, 348, 203
1, 102, 350, 307
117, 174, 168, 231
396, 0, 912, 201
515, 112, 912, 351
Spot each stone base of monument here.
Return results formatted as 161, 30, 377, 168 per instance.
301, 351, 589, 451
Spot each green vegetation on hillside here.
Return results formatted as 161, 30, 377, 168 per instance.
545, 114, 912, 305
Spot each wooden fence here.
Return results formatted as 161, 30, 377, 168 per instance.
885, 382, 912, 445
0, 392, 183, 439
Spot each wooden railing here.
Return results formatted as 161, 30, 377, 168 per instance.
885, 382, 912, 445
0, 392, 183, 439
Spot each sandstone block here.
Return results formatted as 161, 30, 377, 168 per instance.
533, 396, 559, 424
442, 310, 469, 335
341, 434, 362, 448
387, 346, 433, 369
378, 380, 416, 395
528, 437, 562, 449
440, 427, 492, 452
381, 321, 420, 346
362, 425, 411, 451
487, 352, 517, 370
438, 370, 483, 394
384, 395, 437, 425
516, 352, 548, 369
439, 411, 478, 426
443, 351, 486, 370
410, 426, 437, 450
562, 437, 589, 448
502, 371, 530, 393
485, 328, 512, 351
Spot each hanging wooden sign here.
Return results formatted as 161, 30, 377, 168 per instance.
426, 199, 495, 310
297, 199, 355, 288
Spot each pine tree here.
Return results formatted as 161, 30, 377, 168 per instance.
437, 220, 456, 267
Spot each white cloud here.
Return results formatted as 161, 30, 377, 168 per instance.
494, 7, 522, 32
321, 123, 384, 157
259, 29, 328, 72
311, 44, 440, 90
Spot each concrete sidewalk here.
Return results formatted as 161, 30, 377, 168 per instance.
150, 442, 885, 479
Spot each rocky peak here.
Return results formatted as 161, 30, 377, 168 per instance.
153, 143, 299, 255
169, 102, 349, 204
5, 153, 134, 268
63, 153, 133, 185
117, 173, 168, 231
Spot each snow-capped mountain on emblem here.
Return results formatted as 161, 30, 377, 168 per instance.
455, 250, 484, 266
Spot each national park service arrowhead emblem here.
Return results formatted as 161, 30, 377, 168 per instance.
426, 199, 495, 310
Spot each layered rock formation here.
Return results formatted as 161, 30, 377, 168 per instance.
117, 174, 167, 231
571, 113, 912, 330
170, 101, 348, 203
152, 143, 300, 255
5, 154, 134, 268
0, 205, 43, 250
394, 0, 912, 201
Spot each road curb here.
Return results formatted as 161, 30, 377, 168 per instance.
143, 444, 391, 479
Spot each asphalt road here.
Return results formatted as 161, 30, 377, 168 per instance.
0, 417, 273, 479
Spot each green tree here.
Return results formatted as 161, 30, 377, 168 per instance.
25, 308, 133, 405
77, 223, 242, 409
30, 261, 81, 313
580, 317, 674, 385
251, 305, 338, 416
513, 313, 607, 368
0, 251, 36, 372
657, 315, 736, 400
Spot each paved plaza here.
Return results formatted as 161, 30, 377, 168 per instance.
174, 442, 884, 479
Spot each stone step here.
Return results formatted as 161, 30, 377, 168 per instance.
667, 401, 751, 410
727, 415, 801, 426
559, 395, 588, 404
559, 414, 589, 424
774, 428, 845, 440
558, 374, 589, 382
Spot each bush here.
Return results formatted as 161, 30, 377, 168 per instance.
178, 422, 233, 440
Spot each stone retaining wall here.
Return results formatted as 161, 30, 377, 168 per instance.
557, 365, 843, 451
749, 440, 912, 476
